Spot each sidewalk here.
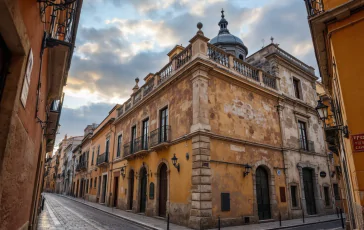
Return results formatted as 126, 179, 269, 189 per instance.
58, 194, 191, 230
210, 214, 344, 230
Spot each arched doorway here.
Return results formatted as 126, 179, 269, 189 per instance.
256, 166, 271, 220
139, 167, 147, 213
159, 163, 168, 217
303, 168, 316, 215
128, 170, 134, 210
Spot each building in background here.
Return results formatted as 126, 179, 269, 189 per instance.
0, 0, 82, 229
62, 136, 82, 195
305, 0, 364, 228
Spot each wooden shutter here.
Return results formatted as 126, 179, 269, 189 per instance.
280, 187, 286, 202
221, 193, 230, 211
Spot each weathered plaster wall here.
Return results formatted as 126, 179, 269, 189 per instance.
208, 76, 281, 146
210, 139, 287, 225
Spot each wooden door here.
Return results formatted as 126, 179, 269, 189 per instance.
128, 170, 134, 210
159, 164, 168, 217
256, 167, 271, 220
303, 168, 316, 215
140, 167, 147, 213
102, 175, 107, 203
114, 177, 119, 207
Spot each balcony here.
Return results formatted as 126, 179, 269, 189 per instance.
96, 152, 109, 167
150, 126, 171, 150
299, 139, 315, 152
304, 0, 324, 17
123, 136, 149, 159
76, 160, 87, 172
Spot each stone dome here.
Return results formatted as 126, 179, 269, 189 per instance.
210, 9, 248, 60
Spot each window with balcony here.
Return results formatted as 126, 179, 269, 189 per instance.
117, 135, 122, 157
160, 107, 168, 142
106, 138, 110, 155
142, 119, 149, 150
91, 149, 94, 165
131, 126, 136, 153
293, 78, 301, 99
97, 145, 100, 155
298, 121, 308, 151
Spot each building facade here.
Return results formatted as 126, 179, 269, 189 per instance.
49, 11, 338, 229
305, 0, 364, 228
0, 0, 82, 229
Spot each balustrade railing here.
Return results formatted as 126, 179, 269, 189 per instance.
150, 126, 171, 147
143, 82, 154, 96
96, 152, 108, 166
158, 61, 173, 84
207, 44, 229, 67
175, 45, 192, 70
233, 58, 259, 81
125, 100, 132, 112
118, 107, 124, 117
262, 73, 277, 89
134, 91, 142, 104
276, 48, 314, 74
299, 139, 315, 152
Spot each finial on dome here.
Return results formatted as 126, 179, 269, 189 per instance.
196, 22, 204, 35
271, 36, 274, 44
221, 8, 225, 18
135, 77, 139, 84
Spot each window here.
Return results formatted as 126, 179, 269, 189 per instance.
324, 186, 330, 206
94, 177, 97, 188
291, 185, 298, 208
159, 107, 168, 142
142, 119, 149, 150
97, 145, 100, 155
20, 49, 34, 106
293, 78, 301, 99
333, 184, 340, 200
131, 126, 136, 153
117, 135, 122, 157
298, 121, 308, 151
90, 179, 93, 188
91, 149, 94, 165
280, 187, 286, 202
86, 180, 89, 193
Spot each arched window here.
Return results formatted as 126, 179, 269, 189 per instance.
239, 54, 244, 60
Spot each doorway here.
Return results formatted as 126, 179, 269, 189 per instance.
80, 179, 84, 198
139, 167, 147, 213
256, 166, 271, 220
303, 168, 316, 215
101, 174, 107, 204
113, 176, 119, 207
159, 163, 168, 217
128, 170, 134, 210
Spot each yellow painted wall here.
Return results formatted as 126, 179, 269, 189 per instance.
328, 11, 364, 200
322, 0, 347, 11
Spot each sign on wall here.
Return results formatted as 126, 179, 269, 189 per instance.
351, 134, 364, 152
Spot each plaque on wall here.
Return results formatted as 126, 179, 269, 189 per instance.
320, 171, 327, 178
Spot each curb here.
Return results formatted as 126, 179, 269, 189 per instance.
55, 194, 162, 230
266, 218, 342, 230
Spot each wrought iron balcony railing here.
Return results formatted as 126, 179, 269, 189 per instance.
150, 126, 171, 148
299, 138, 315, 152
96, 152, 109, 166
305, 0, 324, 17
124, 136, 149, 157
76, 160, 87, 171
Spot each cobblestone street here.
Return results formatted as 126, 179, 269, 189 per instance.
37, 193, 147, 230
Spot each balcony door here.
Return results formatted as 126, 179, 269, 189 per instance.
131, 126, 136, 153
105, 139, 110, 161
159, 107, 168, 142
142, 119, 149, 150
303, 168, 316, 215
298, 121, 308, 151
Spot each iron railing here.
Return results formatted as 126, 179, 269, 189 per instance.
76, 160, 87, 171
123, 136, 149, 157
305, 0, 324, 17
96, 152, 108, 165
150, 126, 171, 147
299, 138, 315, 152
175, 44, 192, 70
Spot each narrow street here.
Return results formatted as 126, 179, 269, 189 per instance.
37, 193, 147, 230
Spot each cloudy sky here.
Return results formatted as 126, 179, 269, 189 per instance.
57, 0, 317, 144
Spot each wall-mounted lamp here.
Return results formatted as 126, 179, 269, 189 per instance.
243, 164, 252, 177
120, 166, 126, 178
171, 153, 180, 172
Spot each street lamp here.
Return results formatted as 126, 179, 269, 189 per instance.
171, 154, 180, 172
315, 99, 329, 121
243, 164, 252, 177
